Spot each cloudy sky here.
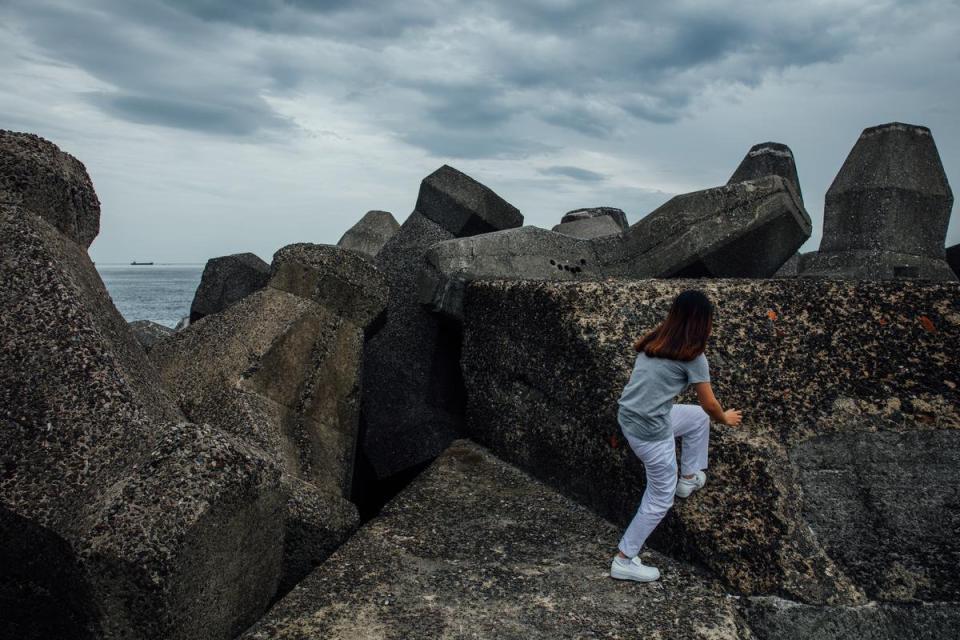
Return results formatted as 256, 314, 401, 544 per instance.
2, 0, 958, 264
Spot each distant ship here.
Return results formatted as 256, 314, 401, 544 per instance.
130, 261, 154, 265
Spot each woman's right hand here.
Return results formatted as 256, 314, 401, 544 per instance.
723, 409, 743, 426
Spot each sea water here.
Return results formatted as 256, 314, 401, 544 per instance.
97, 264, 204, 328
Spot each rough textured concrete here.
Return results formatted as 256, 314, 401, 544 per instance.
414, 164, 523, 236
190, 252, 271, 323
560, 206, 629, 230
803, 122, 956, 280
773, 251, 815, 277
0, 130, 100, 248
242, 440, 749, 640
0, 204, 285, 639
743, 597, 960, 640
599, 176, 811, 278
361, 167, 524, 479
461, 278, 960, 606
729, 142, 803, 202
269, 243, 388, 330
154, 244, 386, 592
337, 210, 400, 259
419, 226, 599, 321
129, 319, 174, 352
552, 215, 623, 239
422, 176, 811, 318
793, 430, 960, 602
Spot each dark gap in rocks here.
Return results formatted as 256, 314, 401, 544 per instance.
0, 509, 99, 640
350, 316, 466, 525
671, 260, 712, 278
430, 316, 467, 420
350, 443, 434, 523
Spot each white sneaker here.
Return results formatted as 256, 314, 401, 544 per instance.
675, 470, 706, 498
610, 555, 660, 582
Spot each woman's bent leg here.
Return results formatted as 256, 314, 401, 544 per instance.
617, 433, 678, 557
670, 404, 710, 476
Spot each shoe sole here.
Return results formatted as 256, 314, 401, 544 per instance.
609, 566, 660, 582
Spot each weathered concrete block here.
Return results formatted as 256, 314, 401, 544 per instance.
461, 278, 960, 605
601, 176, 811, 278
729, 142, 803, 202
278, 475, 359, 596
803, 123, 955, 280
552, 214, 623, 239
0, 204, 285, 639
414, 164, 523, 236
794, 430, 960, 602
742, 597, 960, 640
0, 130, 100, 247
151, 283, 367, 592
269, 243, 388, 330
422, 176, 811, 318
337, 209, 399, 259
361, 167, 524, 479
190, 252, 270, 323
773, 251, 819, 278
560, 206, 629, 230
419, 226, 600, 320
129, 319, 174, 352
242, 440, 749, 640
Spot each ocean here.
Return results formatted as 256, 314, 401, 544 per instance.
97, 264, 204, 328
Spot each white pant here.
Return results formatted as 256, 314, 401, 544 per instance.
617, 404, 710, 557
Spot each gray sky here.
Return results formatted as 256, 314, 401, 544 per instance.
2, 0, 958, 264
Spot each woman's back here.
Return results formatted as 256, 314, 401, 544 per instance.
618, 352, 710, 442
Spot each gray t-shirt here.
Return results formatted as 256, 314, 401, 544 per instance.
618, 352, 711, 442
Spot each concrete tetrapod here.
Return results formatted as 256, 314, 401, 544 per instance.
0, 203, 285, 640
152, 244, 387, 595
242, 440, 749, 640
360, 165, 523, 481
421, 175, 811, 319
728, 142, 803, 202
460, 277, 960, 615
0, 130, 100, 247
802, 122, 956, 280
337, 210, 400, 259
190, 252, 271, 323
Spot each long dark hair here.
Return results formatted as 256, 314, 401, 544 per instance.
634, 290, 714, 361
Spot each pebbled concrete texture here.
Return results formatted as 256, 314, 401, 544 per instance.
0, 204, 285, 640
361, 165, 524, 480
269, 243, 388, 330
337, 210, 400, 259
460, 278, 960, 607
421, 176, 811, 319
0, 130, 100, 248
152, 242, 389, 594
242, 440, 750, 640
190, 252, 271, 323
129, 319, 175, 352
742, 596, 960, 640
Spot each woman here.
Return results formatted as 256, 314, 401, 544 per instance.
610, 289, 742, 582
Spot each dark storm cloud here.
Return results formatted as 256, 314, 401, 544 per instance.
3, 0, 943, 156
539, 166, 607, 182
90, 93, 291, 136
